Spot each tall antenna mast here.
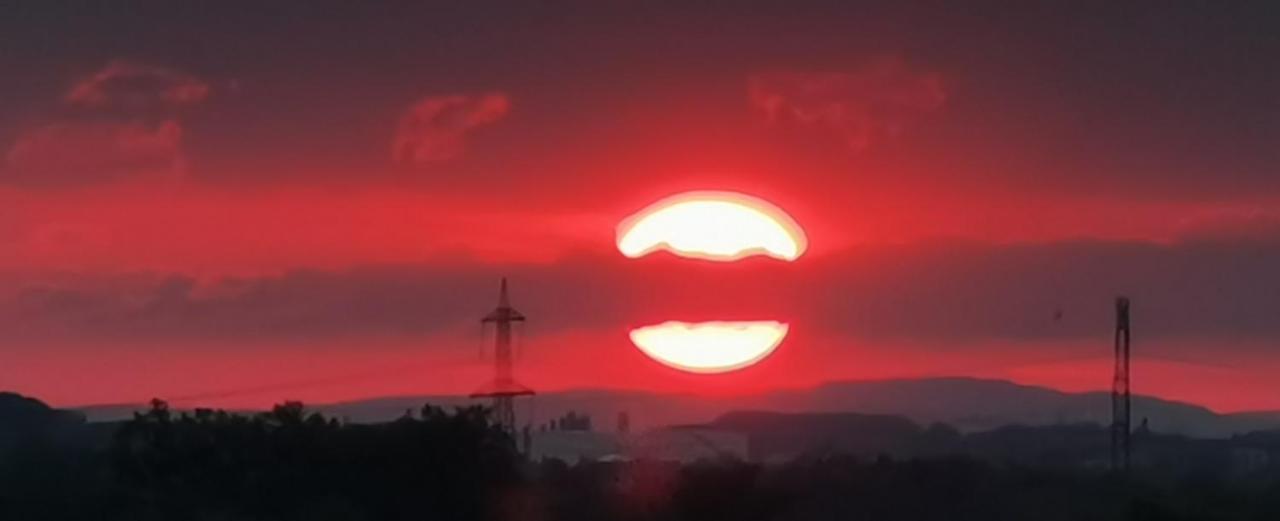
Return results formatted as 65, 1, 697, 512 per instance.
1111, 296, 1131, 473
472, 278, 534, 437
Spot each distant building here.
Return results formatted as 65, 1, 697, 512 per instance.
530, 430, 620, 463
1230, 447, 1270, 474
617, 411, 631, 436
628, 427, 748, 463
529, 425, 747, 464
544, 410, 593, 432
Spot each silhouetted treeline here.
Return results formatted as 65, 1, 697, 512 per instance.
5, 392, 1280, 520
530, 453, 1280, 521
2, 396, 521, 520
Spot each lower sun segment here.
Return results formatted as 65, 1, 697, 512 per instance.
628, 320, 788, 373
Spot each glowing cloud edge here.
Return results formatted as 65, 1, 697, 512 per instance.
628, 320, 789, 374
616, 190, 808, 262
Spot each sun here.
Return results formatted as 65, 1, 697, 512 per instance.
618, 190, 803, 374
616, 191, 807, 262
629, 321, 789, 374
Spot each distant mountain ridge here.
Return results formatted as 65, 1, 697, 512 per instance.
76, 377, 1280, 438
0, 392, 84, 431
0, 392, 97, 451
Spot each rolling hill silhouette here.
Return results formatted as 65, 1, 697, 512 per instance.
0, 392, 84, 429
77, 377, 1280, 438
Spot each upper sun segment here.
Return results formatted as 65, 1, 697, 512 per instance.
616, 191, 807, 261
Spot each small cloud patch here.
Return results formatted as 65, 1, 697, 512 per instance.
392, 92, 510, 164
749, 56, 946, 152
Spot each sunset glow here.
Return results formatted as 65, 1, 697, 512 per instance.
616, 191, 807, 261
629, 320, 788, 373
2, 2, 1277, 416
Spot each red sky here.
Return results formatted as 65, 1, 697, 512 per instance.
2, 1, 1279, 411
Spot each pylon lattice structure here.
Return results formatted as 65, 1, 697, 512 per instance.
472, 278, 534, 436
1111, 296, 1131, 472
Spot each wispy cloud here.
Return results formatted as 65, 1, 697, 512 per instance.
2, 61, 212, 187
64, 60, 211, 111
6, 236, 1280, 345
5, 120, 185, 187
749, 56, 946, 152
392, 93, 510, 164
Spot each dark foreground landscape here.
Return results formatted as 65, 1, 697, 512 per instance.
5, 392, 1280, 521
